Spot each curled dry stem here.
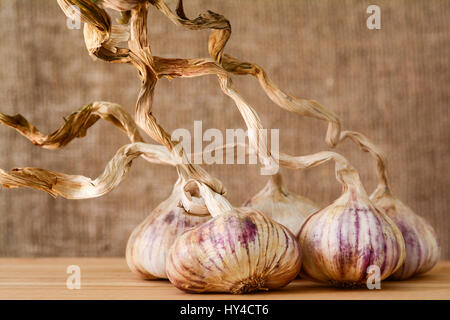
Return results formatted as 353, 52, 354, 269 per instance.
58, 0, 131, 63
0, 101, 142, 149
339, 130, 391, 196
277, 151, 366, 195
0, 100, 180, 199
221, 54, 341, 147
127, 2, 225, 194
0, 142, 176, 199
153, 56, 279, 175
0, 101, 173, 165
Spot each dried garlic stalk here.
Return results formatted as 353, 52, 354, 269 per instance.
58, 0, 131, 63
0, 101, 143, 149
0, 142, 176, 199
339, 131, 440, 280
125, 2, 225, 194
0, 99, 178, 198
0, 100, 173, 166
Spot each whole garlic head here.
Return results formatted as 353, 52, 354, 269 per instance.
297, 153, 406, 287
126, 180, 211, 279
166, 207, 302, 294
339, 130, 440, 280
243, 173, 319, 236
370, 189, 440, 280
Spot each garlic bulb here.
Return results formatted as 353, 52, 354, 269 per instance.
243, 173, 319, 236
126, 179, 211, 279
339, 131, 440, 280
295, 152, 406, 287
370, 190, 440, 280
166, 182, 302, 294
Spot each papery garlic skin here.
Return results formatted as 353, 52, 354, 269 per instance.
243, 174, 319, 236
371, 191, 440, 280
298, 187, 406, 287
126, 186, 210, 279
166, 208, 301, 293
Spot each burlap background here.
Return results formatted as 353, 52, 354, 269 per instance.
0, 0, 448, 259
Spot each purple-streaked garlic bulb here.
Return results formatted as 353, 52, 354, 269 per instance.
296, 152, 406, 287
126, 179, 211, 279
166, 182, 301, 294
338, 131, 440, 280
370, 189, 440, 280
243, 173, 319, 236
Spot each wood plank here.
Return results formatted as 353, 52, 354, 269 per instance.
0, 258, 449, 300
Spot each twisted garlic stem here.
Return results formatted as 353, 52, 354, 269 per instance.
127, 2, 225, 195
0, 101, 174, 166
278, 151, 366, 194
339, 131, 391, 195
0, 102, 142, 147
0, 142, 176, 199
58, 0, 131, 63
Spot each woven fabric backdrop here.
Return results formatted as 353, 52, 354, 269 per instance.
0, 0, 448, 259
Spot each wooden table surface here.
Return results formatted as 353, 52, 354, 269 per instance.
0, 258, 449, 300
